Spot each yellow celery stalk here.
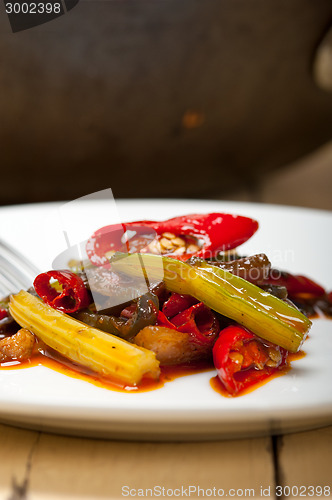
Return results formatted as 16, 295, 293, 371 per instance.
10, 290, 160, 385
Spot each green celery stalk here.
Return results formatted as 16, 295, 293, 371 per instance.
112, 253, 311, 352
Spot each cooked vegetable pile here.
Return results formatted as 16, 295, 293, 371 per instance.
1, 213, 332, 395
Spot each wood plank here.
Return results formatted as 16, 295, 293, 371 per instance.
0, 423, 39, 499
278, 425, 332, 498
26, 434, 275, 500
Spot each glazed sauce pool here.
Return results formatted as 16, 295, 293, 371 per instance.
210, 350, 306, 397
0, 338, 306, 396
0, 341, 214, 393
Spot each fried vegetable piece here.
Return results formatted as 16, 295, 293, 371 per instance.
113, 253, 311, 353
134, 326, 207, 365
0, 328, 35, 362
9, 291, 160, 385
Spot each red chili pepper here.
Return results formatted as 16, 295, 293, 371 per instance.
157, 293, 219, 346
328, 291, 332, 304
262, 269, 325, 298
120, 303, 137, 319
86, 224, 157, 266
86, 213, 258, 266
162, 293, 198, 318
33, 270, 90, 313
0, 309, 8, 321
157, 311, 177, 329
213, 325, 288, 395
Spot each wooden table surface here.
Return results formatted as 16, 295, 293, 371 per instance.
0, 422, 331, 500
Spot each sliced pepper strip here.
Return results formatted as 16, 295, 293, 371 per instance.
74, 292, 159, 341
162, 293, 198, 318
170, 302, 220, 346
33, 270, 90, 313
86, 213, 259, 265
157, 299, 220, 346
213, 325, 288, 395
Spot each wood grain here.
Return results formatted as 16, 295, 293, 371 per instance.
0, 423, 275, 500
0, 424, 39, 499
1, 421, 331, 499
28, 435, 275, 499
277, 425, 332, 498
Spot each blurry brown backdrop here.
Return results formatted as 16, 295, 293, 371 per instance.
1, 0, 332, 208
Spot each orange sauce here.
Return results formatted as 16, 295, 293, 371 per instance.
0, 346, 214, 394
210, 350, 306, 397
0, 317, 317, 398
0, 345, 306, 397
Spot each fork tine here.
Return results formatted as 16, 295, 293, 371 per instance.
0, 274, 18, 296
0, 239, 40, 297
0, 276, 13, 296
0, 259, 24, 295
0, 256, 31, 292
0, 239, 39, 278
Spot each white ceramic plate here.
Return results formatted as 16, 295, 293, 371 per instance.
0, 199, 331, 440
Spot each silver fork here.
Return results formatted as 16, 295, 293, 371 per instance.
0, 239, 40, 297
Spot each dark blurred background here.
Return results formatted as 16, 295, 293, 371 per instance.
1, 0, 332, 208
